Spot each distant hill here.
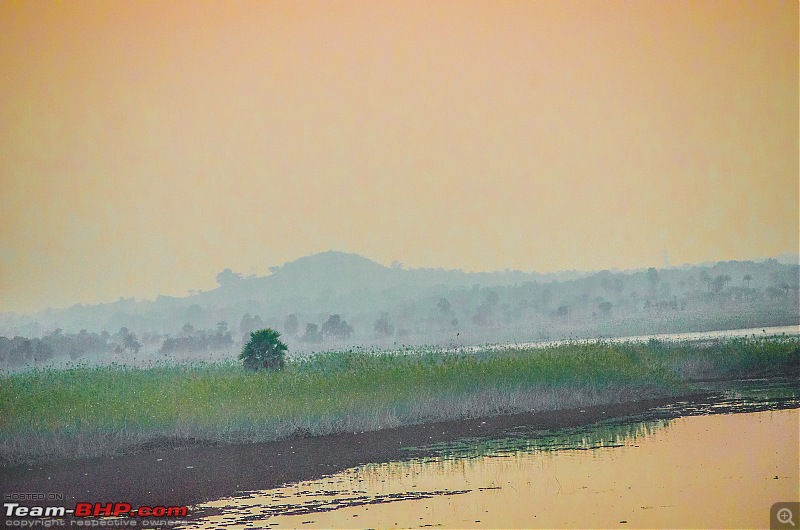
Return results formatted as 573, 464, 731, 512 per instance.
0, 251, 796, 346
189, 250, 580, 309
233, 251, 401, 300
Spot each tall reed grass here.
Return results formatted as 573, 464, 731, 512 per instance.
1, 336, 797, 465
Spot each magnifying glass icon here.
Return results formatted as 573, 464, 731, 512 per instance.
778, 507, 796, 527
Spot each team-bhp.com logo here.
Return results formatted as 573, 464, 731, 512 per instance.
4, 502, 188, 517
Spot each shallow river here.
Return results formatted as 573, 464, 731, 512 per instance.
182, 380, 799, 529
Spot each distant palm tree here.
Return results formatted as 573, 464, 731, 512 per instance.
122, 332, 142, 353
743, 274, 752, 289
712, 274, 732, 294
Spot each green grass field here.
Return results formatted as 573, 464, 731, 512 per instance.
1, 336, 797, 465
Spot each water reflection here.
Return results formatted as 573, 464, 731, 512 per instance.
182, 381, 799, 529
405, 378, 798, 462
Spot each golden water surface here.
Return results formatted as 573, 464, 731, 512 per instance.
185, 408, 799, 529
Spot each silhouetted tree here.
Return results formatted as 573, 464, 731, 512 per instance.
216, 268, 243, 287
646, 267, 660, 297
712, 274, 731, 294
115, 327, 141, 353
301, 323, 323, 343
321, 314, 354, 340
123, 332, 142, 353
473, 290, 499, 326
374, 313, 394, 337
240, 313, 265, 340
213, 322, 233, 348
283, 314, 299, 337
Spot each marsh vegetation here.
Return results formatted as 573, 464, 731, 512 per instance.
1, 335, 796, 465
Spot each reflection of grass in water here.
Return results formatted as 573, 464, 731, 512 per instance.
0, 336, 797, 464
712, 377, 800, 403
405, 417, 670, 462
406, 376, 800, 461
251, 420, 670, 518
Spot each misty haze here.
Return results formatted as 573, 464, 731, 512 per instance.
1, 1, 798, 529
1, 251, 798, 370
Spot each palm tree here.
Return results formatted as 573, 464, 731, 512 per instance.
240, 328, 287, 371
712, 274, 731, 294
122, 331, 142, 353
743, 274, 752, 289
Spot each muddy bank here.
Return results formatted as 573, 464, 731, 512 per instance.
0, 393, 709, 522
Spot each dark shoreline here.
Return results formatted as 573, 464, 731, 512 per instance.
0, 392, 713, 523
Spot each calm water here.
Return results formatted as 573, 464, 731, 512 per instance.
182, 381, 799, 529
454, 324, 800, 353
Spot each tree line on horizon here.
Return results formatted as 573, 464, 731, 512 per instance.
1, 258, 798, 367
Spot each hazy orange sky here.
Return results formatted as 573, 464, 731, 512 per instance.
1, 0, 797, 313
